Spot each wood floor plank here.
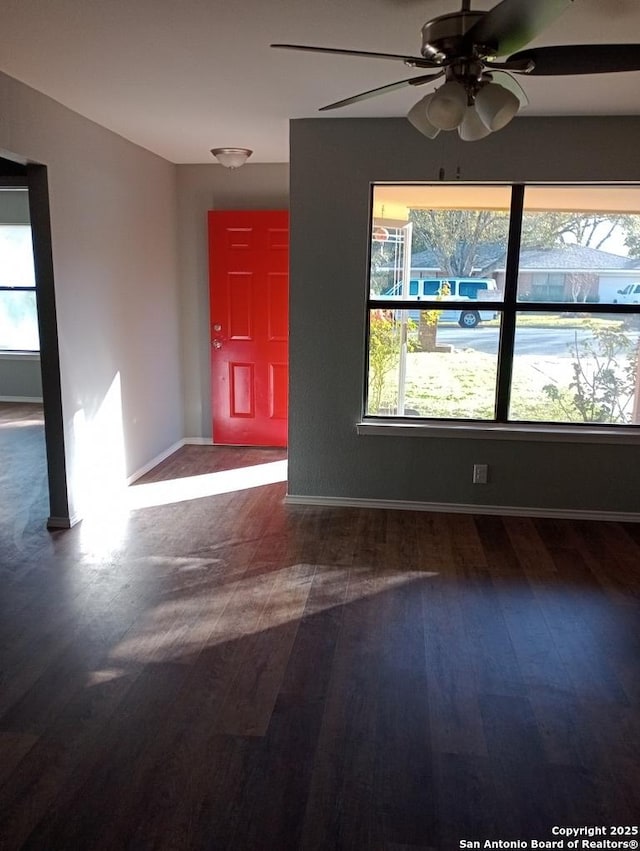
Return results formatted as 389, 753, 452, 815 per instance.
298, 567, 389, 851
455, 573, 527, 699
574, 520, 640, 598
474, 514, 525, 577
422, 576, 488, 758
479, 692, 559, 838
0, 665, 142, 850
443, 513, 488, 574
213, 562, 316, 737
432, 753, 502, 848
539, 546, 631, 707
503, 516, 558, 578
372, 574, 434, 847
224, 565, 351, 851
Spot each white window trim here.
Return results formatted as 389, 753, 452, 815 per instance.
356, 419, 640, 445
0, 351, 40, 360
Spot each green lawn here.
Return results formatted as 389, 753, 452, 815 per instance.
397, 350, 574, 421
374, 348, 636, 424
482, 315, 625, 329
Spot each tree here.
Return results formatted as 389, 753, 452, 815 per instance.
567, 271, 594, 304
409, 207, 640, 276
368, 310, 417, 412
409, 210, 508, 346
542, 323, 639, 424
410, 209, 509, 276
621, 215, 640, 258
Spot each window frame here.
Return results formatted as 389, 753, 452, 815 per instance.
363, 182, 640, 430
0, 222, 39, 353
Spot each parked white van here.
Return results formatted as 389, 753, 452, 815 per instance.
382, 277, 500, 328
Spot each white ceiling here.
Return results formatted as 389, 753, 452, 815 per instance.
1, 0, 639, 164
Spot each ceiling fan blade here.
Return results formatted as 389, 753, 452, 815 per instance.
485, 57, 535, 73
463, 0, 573, 57
319, 72, 444, 111
508, 44, 640, 75
270, 43, 439, 69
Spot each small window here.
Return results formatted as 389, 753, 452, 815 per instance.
0, 224, 39, 352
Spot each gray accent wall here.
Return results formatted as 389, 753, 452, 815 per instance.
0, 189, 29, 222
0, 355, 42, 399
176, 164, 289, 439
289, 116, 640, 514
0, 71, 182, 522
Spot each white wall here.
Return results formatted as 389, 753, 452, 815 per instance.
0, 71, 182, 521
176, 164, 289, 438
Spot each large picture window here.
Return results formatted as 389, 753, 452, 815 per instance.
366, 184, 640, 427
0, 224, 39, 352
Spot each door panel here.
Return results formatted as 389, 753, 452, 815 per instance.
267, 273, 288, 341
209, 210, 289, 446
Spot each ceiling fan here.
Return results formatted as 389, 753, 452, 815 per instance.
271, 0, 640, 141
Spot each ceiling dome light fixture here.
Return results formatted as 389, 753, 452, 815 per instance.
210, 147, 253, 169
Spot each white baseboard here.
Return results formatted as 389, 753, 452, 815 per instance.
0, 396, 43, 403
284, 494, 640, 524
47, 439, 216, 526
126, 439, 186, 485
47, 513, 82, 529
126, 437, 216, 485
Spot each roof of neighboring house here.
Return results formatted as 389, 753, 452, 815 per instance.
519, 245, 640, 271
409, 243, 640, 272
411, 244, 503, 270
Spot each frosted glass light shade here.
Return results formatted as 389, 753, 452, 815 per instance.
210, 147, 253, 168
407, 94, 441, 140
475, 84, 519, 131
458, 106, 492, 141
426, 81, 467, 130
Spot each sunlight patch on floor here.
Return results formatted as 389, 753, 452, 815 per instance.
77, 459, 287, 561
105, 563, 439, 667
127, 459, 288, 509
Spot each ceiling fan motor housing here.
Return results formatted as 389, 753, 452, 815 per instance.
421, 11, 486, 62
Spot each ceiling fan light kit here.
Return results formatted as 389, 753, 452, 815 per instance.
426, 79, 468, 130
210, 147, 253, 169
272, 0, 640, 143
458, 104, 492, 141
474, 82, 520, 131
407, 94, 441, 139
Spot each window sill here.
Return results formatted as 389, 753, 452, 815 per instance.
0, 351, 40, 361
356, 419, 640, 445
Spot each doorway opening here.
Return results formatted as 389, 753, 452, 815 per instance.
0, 154, 70, 528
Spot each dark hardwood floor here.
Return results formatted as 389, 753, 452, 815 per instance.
1, 401, 639, 850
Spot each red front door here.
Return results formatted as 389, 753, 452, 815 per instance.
208, 210, 289, 446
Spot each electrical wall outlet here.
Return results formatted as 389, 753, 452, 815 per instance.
472, 463, 489, 484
